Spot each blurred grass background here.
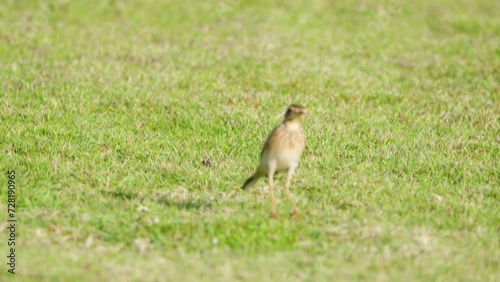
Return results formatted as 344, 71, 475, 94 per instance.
0, 0, 499, 281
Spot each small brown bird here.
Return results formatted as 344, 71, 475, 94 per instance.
242, 104, 307, 219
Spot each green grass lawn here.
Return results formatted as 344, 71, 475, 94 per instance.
1, 0, 499, 281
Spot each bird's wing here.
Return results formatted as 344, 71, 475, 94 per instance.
260, 123, 285, 158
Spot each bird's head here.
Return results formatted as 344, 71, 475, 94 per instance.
284, 104, 307, 123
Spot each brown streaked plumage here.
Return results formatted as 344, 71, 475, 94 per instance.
242, 104, 307, 219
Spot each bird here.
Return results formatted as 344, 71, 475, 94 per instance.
242, 104, 307, 219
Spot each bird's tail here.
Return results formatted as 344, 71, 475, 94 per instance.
242, 172, 262, 190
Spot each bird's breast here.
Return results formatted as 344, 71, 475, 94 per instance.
261, 131, 305, 171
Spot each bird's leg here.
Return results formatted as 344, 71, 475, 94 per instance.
284, 165, 301, 218
268, 165, 278, 219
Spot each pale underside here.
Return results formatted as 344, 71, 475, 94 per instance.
258, 122, 306, 174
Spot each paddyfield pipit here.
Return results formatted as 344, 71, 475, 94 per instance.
242, 104, 307, 219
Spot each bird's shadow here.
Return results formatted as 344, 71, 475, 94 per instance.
103, 190, 136, 200
156, 197, 206, 210
101, 190, 207, 210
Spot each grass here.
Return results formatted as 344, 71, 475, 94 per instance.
0, 0, 499, 281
